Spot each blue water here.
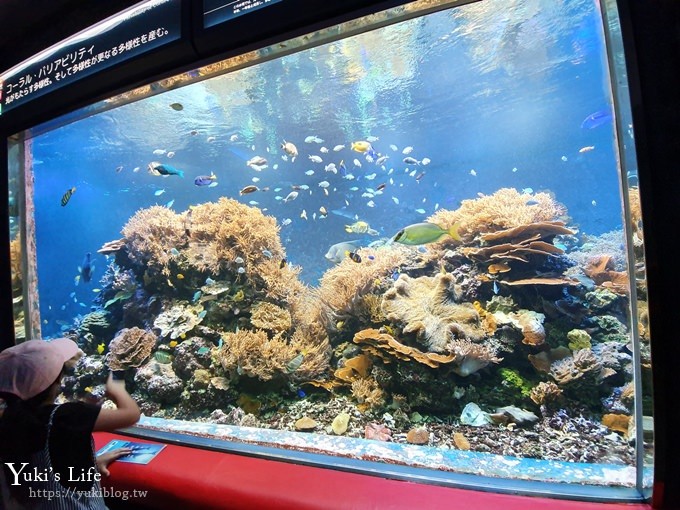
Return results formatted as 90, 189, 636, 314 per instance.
29, 0, 623, 337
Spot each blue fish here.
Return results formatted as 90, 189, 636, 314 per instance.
194, 172, 217, 186
581, 109, 612, 129
80, 252, 92, 283
296, 389, 306, 398
150, 163, 184, 178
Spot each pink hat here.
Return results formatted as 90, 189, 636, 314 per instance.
0, 339, 79, 401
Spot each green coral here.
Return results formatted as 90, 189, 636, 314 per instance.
567, 329, 592, 351
499, 368, 533, 399
589, 315, 629, 344
544, 319, 572, 348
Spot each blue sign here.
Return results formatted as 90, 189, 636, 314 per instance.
204, 0, 284, 28
0, 0, 182, 115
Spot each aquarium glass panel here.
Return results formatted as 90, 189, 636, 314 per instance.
9, 0, 652, 495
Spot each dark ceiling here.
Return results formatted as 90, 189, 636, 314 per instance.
0, 0, 140, 74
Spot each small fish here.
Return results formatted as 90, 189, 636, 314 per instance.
192, 290, 202, 302
92, 288, 101, 293
262, 249, 273, 258
561, 156, 568, 162
300, 209, 308, 220
207, 136, 216, 143
320, 147, 329, 153
280, 259, 287, 268
152, 149, 166, 155
80, 252, 93, 283
177, 273, 184, 279
365, 173, 377, 180
167, 151, 176, 158
283, 191, 299, 203
333, 145, 345, 151
304, 136, 324, 143
237, 267, 246, 274
208, 182, 218, 188
248, 200, 259, 205
194, 172, 217, 186
247, 156, 268, 167
470, 169, 477, 176
61, 187, 76, 206
169, 102, 184, 111
391, 196, 400, 205
581, 109, 612, 129
353, 158, 362, 168
285, 351, 306, 373
240, 185, 259, 195
309, 155, 323, 163
148, 162, 185, 177
281, 141, 298, 161
319, 206, 328, 217
154, 189, 166, 196
367, 200, 375, 208
421, 158, 431, 165
197, 310, 207, 319
351, 141, 373, 153
230, 134, 239, 142
415, 172, 425, 182
133, 166, 140, 172
393, 222, 461, 245
297, 389, 306, 398
318, 180, 330, 188
521, 188, 533, 194
344, 173, 355, 180
592, 200, 597, 206
376, 183, 387, 191
375, 155, 389, 166
235, 256, 244, 264
402, 146, 414, 155
169, 340, 178, 348
493, 281, 500, 295
252, 177, 260, 183
579, 146, 595, 153
115, 165, 123, 173
526, 199, 539, 206
190, 130, 199, 136
403, 157, 420, 165
415, 208, 426, 214
165, 199, 175, 208
305, 170, 315, 176
96, 343, 105, 355
281, 218, 292, 226
324, 163, 337, 174
346, 251, 362, 263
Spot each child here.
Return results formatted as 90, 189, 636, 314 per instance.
0, 338, 141, 509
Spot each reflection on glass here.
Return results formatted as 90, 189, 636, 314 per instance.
8, 0, 652, 495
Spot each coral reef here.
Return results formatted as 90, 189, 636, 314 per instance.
381, 273, 485, 352
316, 245, 411, 319
549, 348, 603, 388
106, 327, 157, 370
250, 301, 292, 333
218, 329, 329, 382
529, 381, 563, 406
427, 188, 568, 245
153, 303, 205, 340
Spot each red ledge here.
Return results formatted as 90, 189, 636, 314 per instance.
94, 432, 652, 510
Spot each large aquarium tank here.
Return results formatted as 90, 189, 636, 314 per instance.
7, 0, 652, 499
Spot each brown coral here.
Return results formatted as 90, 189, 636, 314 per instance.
250, 301, 292, 333
316, 245, 411, 319
427, 188, 568, 245
121, 205, 186, 275
106, 327, 157, 370
549, 348, 603, 387
529, 381, 563, 405
350, 378, 385, 411
153, 303, 205, 340
353, 328, 456, 368
381, 273, 485, 352
218, 328, 329, 382
583, 255, 629, 295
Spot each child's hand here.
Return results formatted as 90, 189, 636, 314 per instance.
105, 372, 128, 398
96, 448, 132, 476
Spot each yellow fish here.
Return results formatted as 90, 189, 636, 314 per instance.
393, 222, 461, 246
61, 187, 76, 206
351, 141, 372, 153
169, 340, 178, 348
84, 386, 93, 393
345, 220, 378, 236
96, 343, 105, 355
177, 273, 185, 280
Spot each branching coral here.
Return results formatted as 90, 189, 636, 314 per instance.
316, 245, 411, 319
351, 377, 385, 411
218, 328, 329, 382
529, 381, 563, 406
427, 188, 567, 245
153, 303, 205, 339
121, 205, 186, 275
446, 339, 502, 376
183, 197, 285, 274
106, 327, 157, 370
381, 273, 485, 352
250, 301, 292, 333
